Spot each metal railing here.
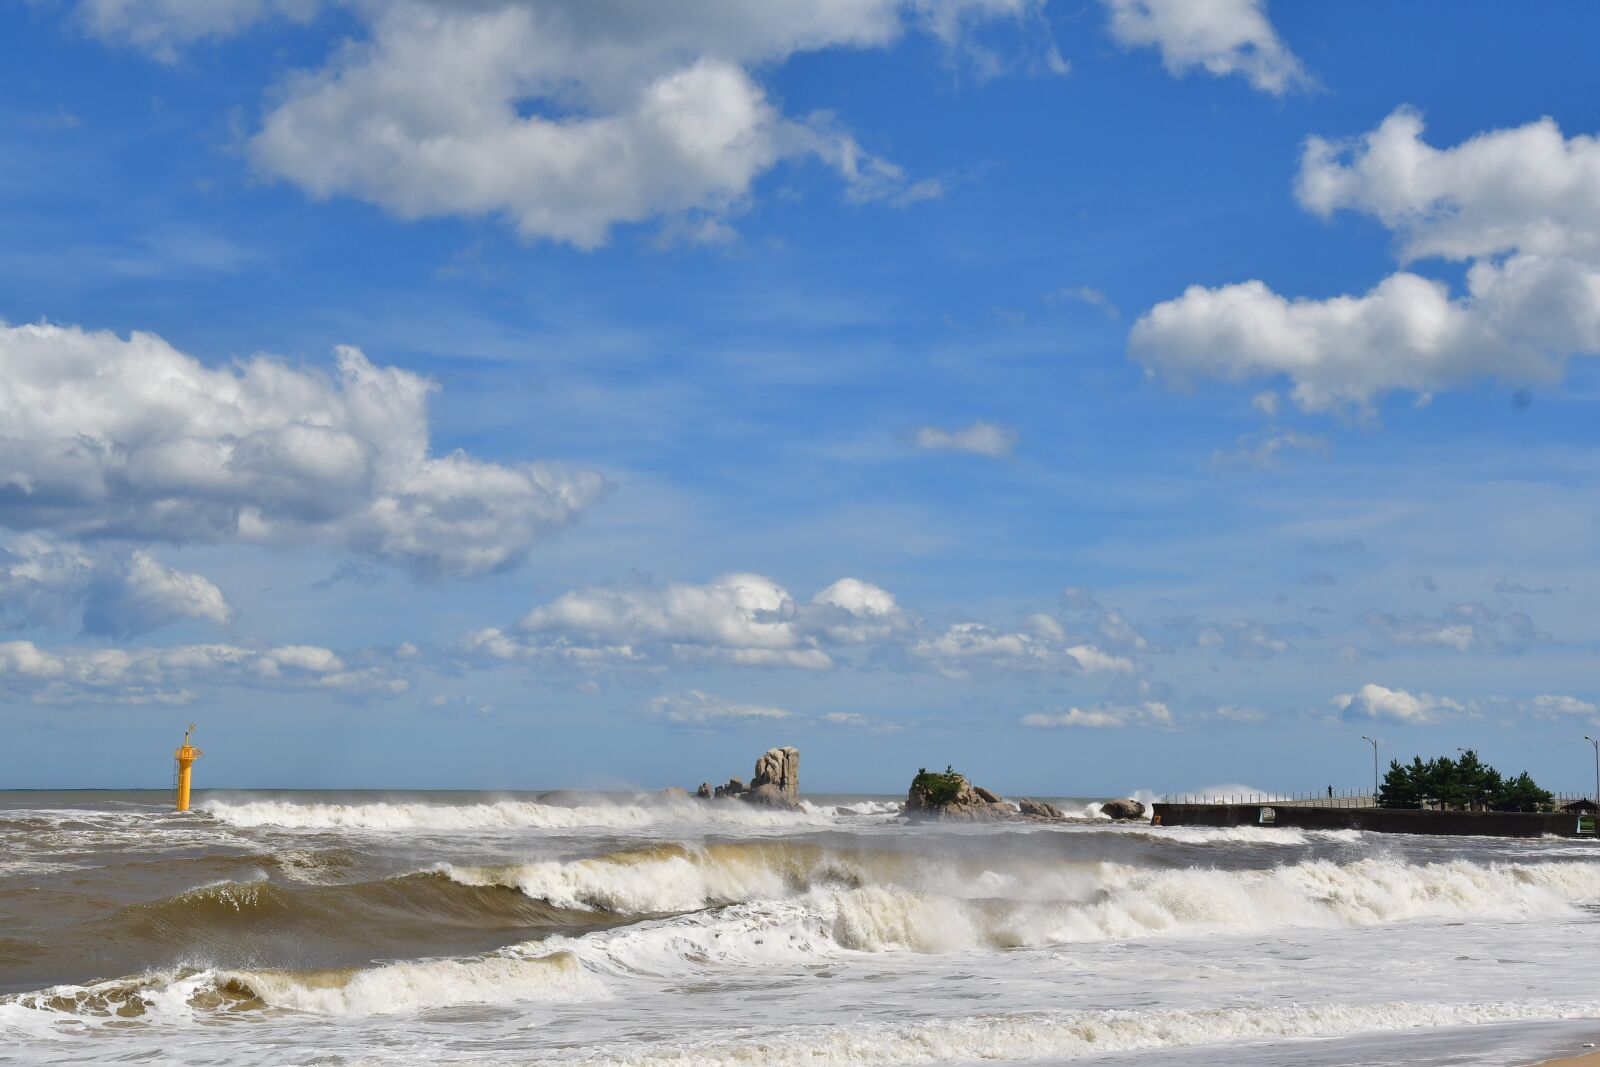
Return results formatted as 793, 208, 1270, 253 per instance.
1158, 789, 1376, 807
1157, 790, 1597, 809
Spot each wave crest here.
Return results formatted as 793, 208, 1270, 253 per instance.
203, 797, 895, 832
0, 949, 602, 1023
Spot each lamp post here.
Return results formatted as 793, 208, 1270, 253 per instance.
1585, 736, 1599, 806
1362, 735, 1379, 801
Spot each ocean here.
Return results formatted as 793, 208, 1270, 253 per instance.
1, 788, 1598, 1066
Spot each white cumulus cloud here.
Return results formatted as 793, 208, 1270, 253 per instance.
474, 572, 834, 670
1333, 682, 1461, 724
0, 536, 232, 638
242, 1, 1052, 246
0, 322, 604, 577
810, 577, 907, 644
1131, 109, 1600, 412
466, 572, 1132, 680
1102, 0, 1308, 95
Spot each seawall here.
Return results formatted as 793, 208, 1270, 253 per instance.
1151, 803, 1597, 839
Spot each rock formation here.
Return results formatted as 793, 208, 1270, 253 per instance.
751, 746, 799, 802
692, 747, 803, 810
1018, 798, 1066, 819
744, 783, 790, 808
1101, 798, 1146, 821
905, 768, 1013, 822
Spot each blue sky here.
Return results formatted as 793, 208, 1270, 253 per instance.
4, 0, 1600, 795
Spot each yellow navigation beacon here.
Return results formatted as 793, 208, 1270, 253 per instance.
173, 724, 202, 812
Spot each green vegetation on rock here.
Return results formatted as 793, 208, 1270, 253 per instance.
911, 766, 967, 806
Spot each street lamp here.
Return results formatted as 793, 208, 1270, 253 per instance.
1361, 735, 1379, 800
1585, 736, 1599, 805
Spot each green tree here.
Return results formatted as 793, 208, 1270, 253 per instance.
1491, 771, 1553, 812
1378, 757, 1425, 808
911, 766, 966, 805
1378, 750, 1550, 811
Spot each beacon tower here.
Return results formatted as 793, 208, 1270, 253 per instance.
173, 724, 202, 812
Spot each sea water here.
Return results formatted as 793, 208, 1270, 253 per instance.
1, 789, 1597, 1065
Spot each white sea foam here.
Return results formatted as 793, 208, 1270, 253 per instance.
1127, 825, 1366, 845
0, 949, 603, 1025
442, 842, 1111, 916
223, 949, 604, 1015
203, 797, 881, 833
527, 998, 1600, 1067
827, 800, 902, 816
561, 856, 1600, 972
457, 844, 1600, 968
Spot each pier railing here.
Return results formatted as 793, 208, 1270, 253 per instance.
1157, 790, 1596, 809
1159, 790, 1377, 808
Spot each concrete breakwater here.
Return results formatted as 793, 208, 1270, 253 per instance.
1152, 803, 1598, 839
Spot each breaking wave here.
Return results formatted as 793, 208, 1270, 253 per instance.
0, 948, 601, 1023
107, 868, 591, 938
449, 842, 1600, 962
441, 841, 1110, 915
203, 796, 898, 832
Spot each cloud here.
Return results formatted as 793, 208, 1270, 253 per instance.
237, 1, 1057, 247
466, 572, 1130, 680
1102, 0, 1308, 94
1361, 603, 1549, 654
73, 0, 318, 59
470, 573, 837, 671
1049, 286, 1120, 318
0, 638, 407, 704
1212, 427, 1328, 468
810, 577, 909, 644
911, 617, 1135, 677
0, 536, 231, 637
1056, 589, 1153, 654
80, 550, 232, 638
647, 689, 792, 725
1131, 110, 1600, 412
1493, 577, 1562, 596
1334, 682, 1460, 724
1526, 694, 1598, 719
1193, 620, 1292, 659
515, 572, 832, 669
914, 420, 1018, 457
1021, 700, 1172, 728
0, 322, 605, 577
1295, 110, 1600, 262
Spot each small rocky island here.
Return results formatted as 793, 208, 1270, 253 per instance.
691, 746, 801, 810
904, 766, 1145, 823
